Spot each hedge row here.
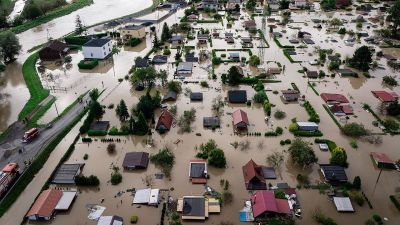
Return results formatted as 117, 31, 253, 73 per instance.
304, 101, 320, 123
293, 130, 323, 137
78, 59, 99, 70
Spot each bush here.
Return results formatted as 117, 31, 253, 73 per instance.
111, 172, 122, 185
75, 175, 100, 186
200, 80, 209, 88
208, 148, 226, 168
350, 139, 358, 148
275, 127, 283, 135
83, 153, 88, 160
275, 190, 286, 199
150, 148, 175, 177
390, 195, 400, 211
289, 123, 298, 132
382, 118, 400, 131
107, 143, 116, 154
293, 130, 323, 137
285, 139, 291, 144
222, 191, 233, 204
329, 147, 347, 167
274, 110, 286, 119
82, 137, 92, 142
163, 48, 171, 55
253, 91, 268, 103
372, 214, 382, 224
288, 139, 318, 168
353, 176, 361, 190
280, 140, 285, 145
129, 38, 142, 47
78, 59, 99, 70
342, 123, 369, 137
349, 191, 364, 206
304, 101, 320, 123
130, 215, 138, 224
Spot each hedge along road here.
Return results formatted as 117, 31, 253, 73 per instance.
0, 92, 91, 218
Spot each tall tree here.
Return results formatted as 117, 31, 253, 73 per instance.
75, 15, 84, 34
133, 112, 149, 135
388, 0, 400, 38
246, 0, 256, 11
288, 138, 318, 168
0, 31, 21, 62
349, 46, 372, 72
23, 1, 43, 20
161, 22, 171, 42
116, 100, 129, 122
227, 66, 242, 85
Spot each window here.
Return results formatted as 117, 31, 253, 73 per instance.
103, 46, 105, 50
104, 52, 106, 56
91, 53, 93, 57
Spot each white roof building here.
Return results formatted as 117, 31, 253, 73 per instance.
133, 188, 160, 205
333, 197, 354, 212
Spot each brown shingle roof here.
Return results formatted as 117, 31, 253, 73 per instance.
26, 189, 63, 218
122, 152, 149, 169
156, 110, 174, 130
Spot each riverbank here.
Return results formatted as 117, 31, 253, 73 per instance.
5, 0, 93, 35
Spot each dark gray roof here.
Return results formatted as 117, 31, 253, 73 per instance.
152, 55, 168, 63
261, 166, 277, 179
170, 35, 183, 42
190, 92, 203, 101
306, 71, 318, 78
182, 197, 205, 217
83, 38, 111, 47
185, 52, 198, 62
320, 164, 348, 182
177, 62, 193, 72
52, 164, 84, 184
122, 24, 144, 30
190, 163, 206, 178
162, 91, 178, 102
337, 68, 356, 76
228, 90, 247, 103
303, 38, 315, 44
203, 117, 220, 128
122, 152, 149, 169
90, 121, 110, 131
135, 58, 149, 68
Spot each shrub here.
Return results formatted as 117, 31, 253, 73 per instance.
289, 123, 299, 132
150, 148, 175, 177
222, 191, 233, 204
83, 154, 88, 160
284, 139, 291, 144
253, 91, 268, 103
382, 118, 400, 131
342, 123, 369, 137
78, 59, 99, 70
353, 176, 361, 190
274, 110, 286, 119
349, 191, 364, 206
280, 140, 285, 145
288, 139, 318, 168
390, 195, 400, 211
82, 137, 92, 142
200, 80, 209, 88
304, 101, 320, 123
329, 147, 347, 167
274, 190, 286, 199
129, 38, 142, 47
350, 139, 358, 148
208, 148, 226, 168
75, 175, 100, 186
111, 172, 122, 185
275, 127, 283, 135
107, 143, 116, 154
293, 130, 323, 137
130, 215, 138, 224
372, 214, 382, 224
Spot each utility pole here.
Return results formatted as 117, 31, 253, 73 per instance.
54, 100, 59, 116
372, 168, 383, 196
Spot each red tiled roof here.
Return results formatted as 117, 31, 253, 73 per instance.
371, 91, 398, 102
321, 93, 349, 103
341, 105, 353, 115
242, 159, 265, 184
26, 189, 63, 218
2, 163, 18, 173
244, 20, 256, 27
156, 110, 174, 130
370, 152, 394, 164
251, 191, 290, 218
191, 178, 207, 184
232, 109, 249, 126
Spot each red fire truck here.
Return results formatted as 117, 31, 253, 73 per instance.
0, 163, 19, 198
22, 128, 39, 143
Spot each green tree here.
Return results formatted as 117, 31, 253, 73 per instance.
349, 46, 372, 72
342, 123, 369, 137
353, 176, 361, 190
383, 118, 400, 131
158, 69, 168, 86
22, 1, 43, 20
133, 112, 149, 135
329, 18, 342, 28
330, 147, 347, 166
208, 148, 226, 168
153, 34, 160, 48
387, 101, 400, 116
249, 55, 261, 66
130, 66, 158, 88
89, 88, 99, 101
135, 91, 161, 119
279, 0, 290, 9
91, 101, 104, 120
150, 148, 175, 177
253, 91, 268, 103
0, 31, 21, 62
167, 80, 182, 93
388, 0, 400, 37
288, 138, 318, 168
245, 0, 256, 11
161, 22, 172, 42
116, 99, 129, 122
321, 0, 336, 10
227, 66, 242, 85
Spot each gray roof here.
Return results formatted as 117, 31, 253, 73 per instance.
52, 164, 83, 184
177, 62, 193, 71
83, 38, 111, 47
122, 152, 149, 169
261, 166, 277, 179
228, 90, 247, 103
152, 55, 168, 63
190, 92, 203, 101
190, 162, 206, 178
170, 35, 183, 42
320, 164, 348, 183
90, 121, 110, 131
229, 52, 240, 58
203, 117, 220, 128
162, 91, 178, 101
182, 197, 205, 217
122, 24, 144, 30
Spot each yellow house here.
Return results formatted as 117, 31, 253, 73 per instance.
120, 25, 146, 40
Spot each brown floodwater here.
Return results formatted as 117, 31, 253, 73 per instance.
1, 3, 400, 225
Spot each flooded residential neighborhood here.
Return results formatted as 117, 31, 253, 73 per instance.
0, 0, 400, 225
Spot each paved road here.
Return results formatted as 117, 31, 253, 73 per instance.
0, 93, 91, 170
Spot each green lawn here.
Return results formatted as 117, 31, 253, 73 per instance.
19, 53, 50, 121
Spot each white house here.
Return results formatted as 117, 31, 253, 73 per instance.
82, 38, 113, 59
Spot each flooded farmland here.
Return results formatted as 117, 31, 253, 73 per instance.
1, 1, 400, 225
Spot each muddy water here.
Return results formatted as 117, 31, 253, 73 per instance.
1, 4, 400, 225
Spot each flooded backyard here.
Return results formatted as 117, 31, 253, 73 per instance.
0, 1, 400, 225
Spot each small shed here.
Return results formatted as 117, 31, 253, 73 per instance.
170, 35, 184, 44
333, 197, 354, 212
232, 109, 249, 130
178, 196, 207, 220
306, 71, 318, 79
162, 91, 178, 102
133, 188, 160, 205
320, 164, 348, 185
296, 122, 318, 131
282, 90, 300, 101
336, 69, 357, 77
185, 52, 199, 62
303, 38, 315, 45
122, 152, 149, 170
189, 160, 208, 184
156, 110, 174, 132
203, 117, 220, 128
190, 92, 203, 101
267, 67, 281, 74
370, 152, 395, 169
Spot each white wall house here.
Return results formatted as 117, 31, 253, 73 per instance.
82, 38, 113, 59
294, 0, 308, 8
